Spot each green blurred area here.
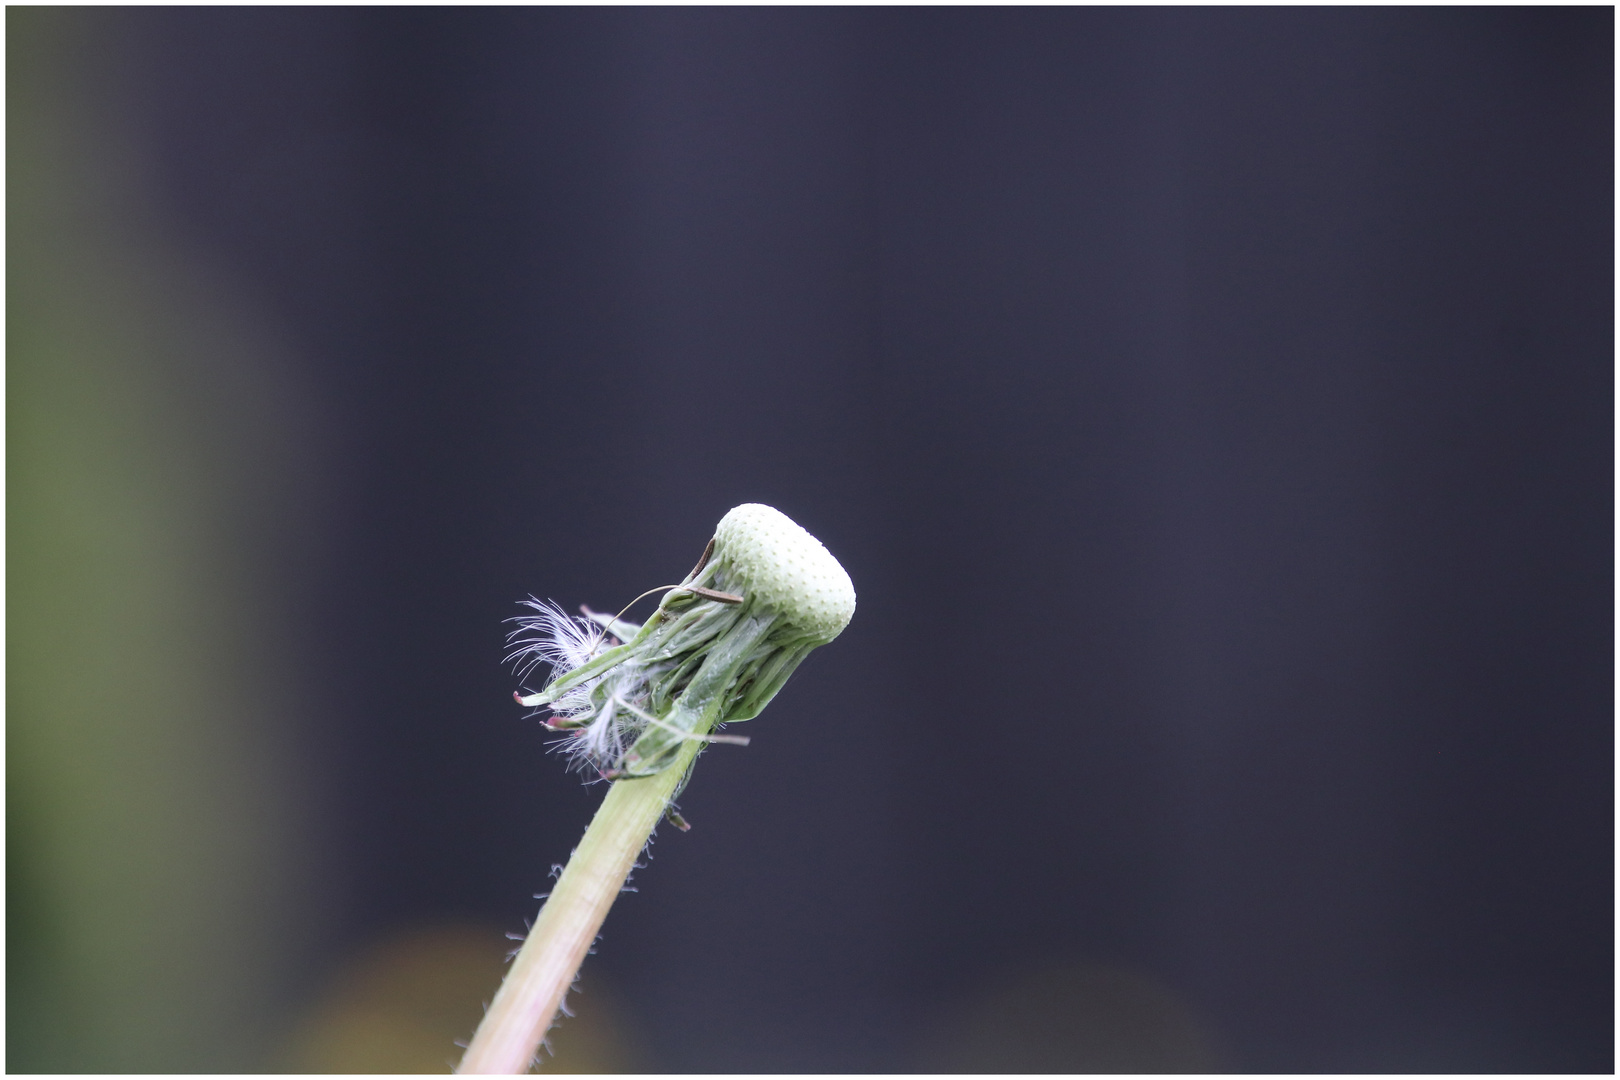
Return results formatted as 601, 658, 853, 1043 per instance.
5, 13, 649, 1071
7, 8, 325, 1069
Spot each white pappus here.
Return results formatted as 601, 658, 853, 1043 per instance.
505, 599, 658, 774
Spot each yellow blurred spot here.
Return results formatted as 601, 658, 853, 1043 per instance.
917, 962, 1223, 1073
280, 925, 641, 1074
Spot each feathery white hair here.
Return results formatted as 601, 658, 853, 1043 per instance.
506, 599, 652, 774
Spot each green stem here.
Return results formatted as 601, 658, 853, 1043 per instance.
456, 739, 699, 1075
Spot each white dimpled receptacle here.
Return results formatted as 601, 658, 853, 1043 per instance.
712, 503, 856, 643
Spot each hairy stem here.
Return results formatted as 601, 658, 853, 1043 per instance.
456, 739, 699, 1074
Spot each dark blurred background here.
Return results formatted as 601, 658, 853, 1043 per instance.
8, 6, 1612, 1073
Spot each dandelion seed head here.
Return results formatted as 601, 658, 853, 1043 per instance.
508, 503, 854, 780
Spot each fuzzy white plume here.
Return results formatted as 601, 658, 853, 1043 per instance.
506, 599, 598, 681
505, 598, 655, 774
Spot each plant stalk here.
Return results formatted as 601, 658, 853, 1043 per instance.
456, 739, 698, 1074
